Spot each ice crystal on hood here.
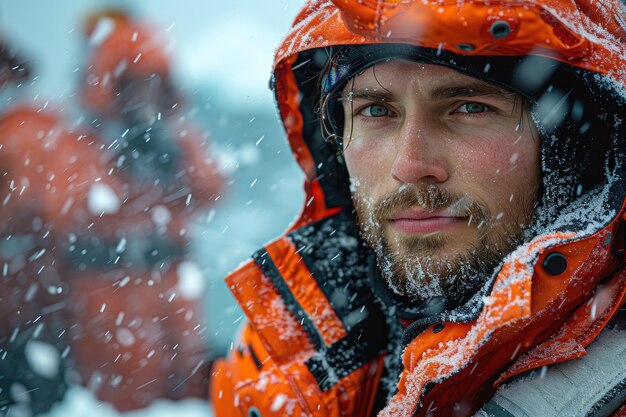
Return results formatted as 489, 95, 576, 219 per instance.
543, 1, 624, 56
277, 0, 340, 63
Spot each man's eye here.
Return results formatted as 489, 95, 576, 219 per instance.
360, 104, 389, 117
457, 102, 489, 114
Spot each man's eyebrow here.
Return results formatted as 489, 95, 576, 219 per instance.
339, 83, 515, 102
339, 89, 395, 102
430, 82, 515, 100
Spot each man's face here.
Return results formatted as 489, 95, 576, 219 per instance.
341, 60, 540, 301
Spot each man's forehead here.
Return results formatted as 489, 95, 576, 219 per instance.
346, 60, 511, 98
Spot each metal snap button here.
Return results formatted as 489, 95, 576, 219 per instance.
248, 406, 262, 417
457, 43, 476, 51
543, 252, 567, 275
490, 20, 512, 38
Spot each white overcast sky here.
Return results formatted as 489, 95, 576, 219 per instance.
0, 0, 302, 109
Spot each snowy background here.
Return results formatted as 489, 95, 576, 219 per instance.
0, 0, 305, 415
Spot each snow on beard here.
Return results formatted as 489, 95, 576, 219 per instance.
351, 180, 536, 302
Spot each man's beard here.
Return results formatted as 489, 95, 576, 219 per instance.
353, 183, 537, 303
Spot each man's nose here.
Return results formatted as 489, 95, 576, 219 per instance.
390, 120, 449, 184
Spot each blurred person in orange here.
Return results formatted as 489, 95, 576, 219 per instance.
59, 9, 225, 411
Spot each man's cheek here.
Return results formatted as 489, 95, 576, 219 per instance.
345, 138, 389, 169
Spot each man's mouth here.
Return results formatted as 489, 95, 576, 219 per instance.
388, 208, 465, 234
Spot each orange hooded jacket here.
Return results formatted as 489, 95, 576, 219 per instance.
211, 1, 626, 416
60, 12, 225, 409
